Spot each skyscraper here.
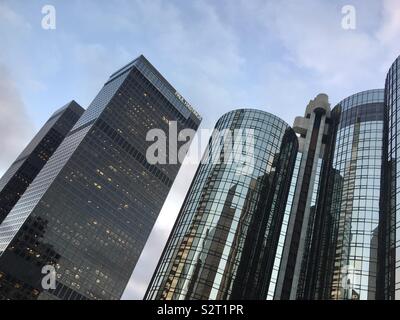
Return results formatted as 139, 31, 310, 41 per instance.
0, 55, 201, 300
268, 94, 331, 300
380, 55, 400, 300
145, 109, 298, 300
0, 101, 84, 224
311, 89, 385, 300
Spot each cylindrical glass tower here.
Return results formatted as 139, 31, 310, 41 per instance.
316, 89, 384, 300
381, 55, 400, 300
145, 109, 298, 300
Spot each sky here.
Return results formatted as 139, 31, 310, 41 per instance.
0, 0, 399, 300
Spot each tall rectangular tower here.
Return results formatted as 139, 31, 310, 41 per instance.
0, 55, 201, 300
0, 101, 84, 224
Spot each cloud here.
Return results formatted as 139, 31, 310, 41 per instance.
122, 150, 201, 299
72, 0, 245, 125
217, 0, 400, 114
0, 65, 35, 175
71, 43, 131, 106
378, 0, 400, 43
0, 3, 42, 93
247, 1, 381, 87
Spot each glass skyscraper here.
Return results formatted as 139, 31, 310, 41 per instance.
268, 94, 331, 300
381, 55, 400, 300
145, 109, 298, 300
143, 54, 400, 301
2, 51, 400, 301
311, 89, 384, 300
267, 150, 302, 300
0, 101, 84, 224
0, 55, 201, 300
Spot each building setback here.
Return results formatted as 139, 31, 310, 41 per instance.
309, 89, 385, 300
0, 55, 201, 300
0, 101, 84, 224
145, 109, 298, 300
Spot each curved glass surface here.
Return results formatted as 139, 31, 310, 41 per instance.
145, 109, 298, 300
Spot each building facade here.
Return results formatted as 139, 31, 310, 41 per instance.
0, 55, 201, 300
145, 109, 298, 300
268, 94, 331, 300
0, 101, 84, 224
380, 55, 400, 300
143, 54, 400, 301
310, 89, 385, 300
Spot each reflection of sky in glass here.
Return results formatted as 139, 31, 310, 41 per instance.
386, 57, 400, 300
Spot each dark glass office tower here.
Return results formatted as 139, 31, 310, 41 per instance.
311, 89, 384, 300
381, 55, 400, 300
145, 109, 298, 300
0, 55, 201, 300
0, 101, 84, 224
268, 94, 331, 300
